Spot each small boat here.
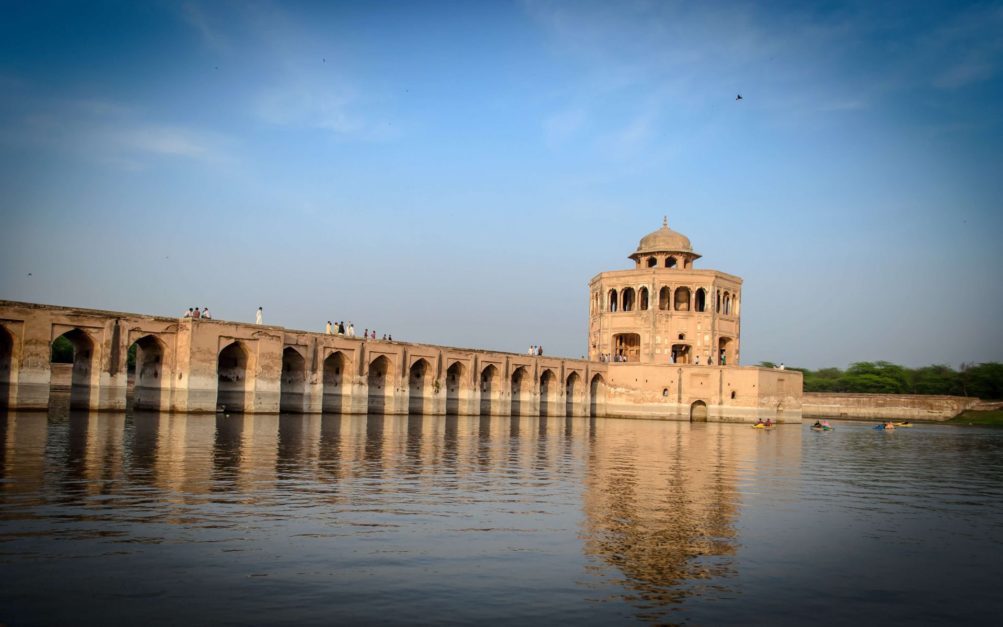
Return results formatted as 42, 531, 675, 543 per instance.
753, 423, 774, 429
893, 422, 914, 427
874, 423, 896, 430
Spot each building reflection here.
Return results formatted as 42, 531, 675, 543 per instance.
581, 421, 764, 613
0, 411, 49, 495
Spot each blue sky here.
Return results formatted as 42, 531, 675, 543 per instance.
1, 0, 1001, 369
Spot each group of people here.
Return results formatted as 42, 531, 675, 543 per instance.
754, 418, 774, 427
528, 345, 544, 356
183, 307, 211, 319
325, 321, 392, 341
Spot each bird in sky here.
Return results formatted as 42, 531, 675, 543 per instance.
736, 94, 743, 101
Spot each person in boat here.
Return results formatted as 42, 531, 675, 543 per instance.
812, 420, 822, 428
765, 418, 773, 427
820, 420, 831, 427
883, 421, 895, 430
755, 418, 765, 426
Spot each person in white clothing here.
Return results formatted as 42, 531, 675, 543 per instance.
256, 307, 263, 324
348, 322, 355, 337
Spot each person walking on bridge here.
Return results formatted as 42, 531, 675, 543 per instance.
256, 307, 263, 325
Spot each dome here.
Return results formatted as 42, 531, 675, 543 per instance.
632, 217, 694, 256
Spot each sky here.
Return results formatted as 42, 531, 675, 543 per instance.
1, 0, 1001, 369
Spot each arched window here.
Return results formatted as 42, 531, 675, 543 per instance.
695, 288, 706, 312
665, 256, 677, 269
608, 289, 618, 312
646, 256, 657, 268
674, 286, 691, 311
639, 287, 649, 311
724, 292, 731, 315
659, 286, 671, 310
716, 289, 722, 313
622, 288, 635, 312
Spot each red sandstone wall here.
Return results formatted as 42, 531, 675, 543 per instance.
803, 392, 981, 421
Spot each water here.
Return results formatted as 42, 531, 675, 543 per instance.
2, 411, 1002, 625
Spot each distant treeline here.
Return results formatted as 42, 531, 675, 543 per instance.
763, 361, 1003, 400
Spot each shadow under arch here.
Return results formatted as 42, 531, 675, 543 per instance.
511, 366, 530, 417
446, 361, 465, 415
130, 334, 166, 411
408, 358, 432, 414
565, 371, 581, 417
368, 355, 392, 414
480, 364, 497, 416
322, 351, 349, 413
539, 369, 557, 417
217, 341, 249, 413
280, 346, 306, 413
590, 373, 606, 418
0, 324, 13, 409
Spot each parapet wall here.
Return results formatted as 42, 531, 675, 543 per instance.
803, 392, 981, 421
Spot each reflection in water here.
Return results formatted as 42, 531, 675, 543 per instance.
0, 412, 1001, 626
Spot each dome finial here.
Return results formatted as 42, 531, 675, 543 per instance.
663, 215, 668, 228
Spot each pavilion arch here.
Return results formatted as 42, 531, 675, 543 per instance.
690, 400, 708, 422
674, 286, 691, 311
52, 328, 95, 410
608, 289, 618, 312
658, 286, 671, 310
280, 346, 307, 413
718, 337, 735, 366
322, 351, 349, 413
368, 355, 393, 414
589, 374, 606, 418
446, 361, 466, 415
408, 358, 433, 414
480, 364, 498, 415
695, 288, 707, 313
130, 334, 167, 411
646, 256, 657, 267
539, 369, 558, 417
621, 287, 636, 312
217, 341, 249, 413
639, 286, 649, 311
565, 371, 581, 417
716, 289, 722, 313
665, 256, 677, 269
511, 366, 531, 417
723, 292, 732, 315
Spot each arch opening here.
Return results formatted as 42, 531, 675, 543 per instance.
539, 369, 557, 417
690, 400, 708, 422
621, 288, 635, 312
718, 337, 735, 366
446, 362, 465, 415
695, 288, 707, 313
589, 374, 606, 418
280, 346, 307, 413
565, 372, 580, 417
670, 344, 691, 364
511, 366, 530, 417
322, 351, 348, 413
0, 325, 14, 409
217, 342, 248, 413
639, 287, 649, 311
408, 359, 432, 414
665, 256, 677, 269
51, 329, 95, 410
646, 256, 657, 268
368, 355, 392, 414
129, 335, 165, 411
674, 287, 691, 311
608, 289, 618, 313
480, 364, 497, 416
658, 286, 671, 310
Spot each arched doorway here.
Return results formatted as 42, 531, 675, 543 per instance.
690, 400, 708, 422
130, 335, 165, 411
659, 286, 671, 310
217, 342, 248, 412
565, 372, 580, 417
0, 325, 14, 409
511, 366, 530, 417
695, 288, 707, 312
589, 374, 605, 418
674, 287, 691, 311
280, 347, 306, 413
52, 328, 95, 410
539, 369, 556, 417
480, 364, 497, 415
446, 362, 465, 415
322, 351, 348, 413
408, 359, 431, 414
612, 333, 641, 362
368, 355, 392, 413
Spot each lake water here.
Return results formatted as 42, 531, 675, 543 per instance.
2, 411, 1002, 625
